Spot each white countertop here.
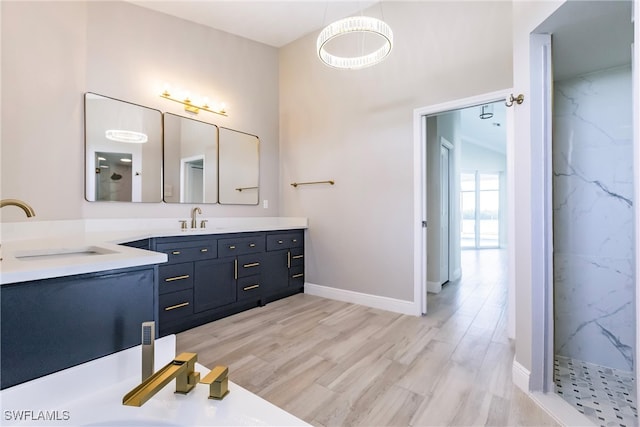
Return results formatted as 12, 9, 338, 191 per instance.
0, 217, 307, 285
0, 335, 309, 427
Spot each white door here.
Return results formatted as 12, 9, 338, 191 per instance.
440, 144, 450, 285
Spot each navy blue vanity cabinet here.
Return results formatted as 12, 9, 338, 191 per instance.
0, 265, 156, 390
262, 230, 305, 303
153, 230, 304, 336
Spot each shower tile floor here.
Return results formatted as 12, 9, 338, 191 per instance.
554, 356, 637, 427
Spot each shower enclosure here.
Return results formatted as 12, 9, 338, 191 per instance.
548, 2, 636, 425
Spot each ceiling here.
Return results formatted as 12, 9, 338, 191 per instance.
459, 101, 506, 155
127, 0, 378, 47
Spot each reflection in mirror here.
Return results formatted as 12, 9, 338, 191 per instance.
163, 113, 218, 204
218, 127, 259, 205
84, 93, 162, 202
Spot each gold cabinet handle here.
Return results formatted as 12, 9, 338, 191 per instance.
292, 239, 297, 243
229, 245, 236, 250
165, 274, 190, 282
234, 259, 238, 280
243, 262, 260, 268
164, 302, 189, 311
249, 243, 256, 248
292, 255, 304, 259
172, 251, 181, 255
292, 273, 304, 279
278, 240, 283, 244
287, 251, 291, 269
200, 248, 208, 253
243, 284, 259, 291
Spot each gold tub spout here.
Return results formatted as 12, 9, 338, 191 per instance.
0, 199, 35, 217
123, 352, 200, 407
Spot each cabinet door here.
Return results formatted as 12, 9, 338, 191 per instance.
193, 258, 236, 313
261, 250, 289, 295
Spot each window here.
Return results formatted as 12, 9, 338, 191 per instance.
460, 171, 500, 248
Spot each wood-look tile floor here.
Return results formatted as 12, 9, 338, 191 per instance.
177, 249, 558, 426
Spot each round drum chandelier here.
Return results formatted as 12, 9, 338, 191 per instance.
317, 16, 393, 70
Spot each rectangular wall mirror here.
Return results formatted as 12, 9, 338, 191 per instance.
218, 127, 260, 205
163, 113, 219, 204
84, 93, 163, 202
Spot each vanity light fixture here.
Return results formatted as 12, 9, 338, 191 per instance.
105, 130, 148, 143
120, 158, 132, 163
317, 15, 393, 70
160, 86, 227, 117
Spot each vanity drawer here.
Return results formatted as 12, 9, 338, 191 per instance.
217, 235, 264, 258
156, 241, 216, 264
159, 289, 193, 323
289, 247, 304, 267
237, 275, 261, 301
290, 265, 304, 287
158, 263, 194, 295
266, 232, 303, 251
236, 254, 262, 278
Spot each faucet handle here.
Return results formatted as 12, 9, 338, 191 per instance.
200, 219, 208, 229
179, 220, 187, 230
200, 365, 229, 400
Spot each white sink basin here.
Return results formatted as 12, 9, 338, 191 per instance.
14, 245, 117, 261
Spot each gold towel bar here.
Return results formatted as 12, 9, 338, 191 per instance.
235, 186, 258, 192
291, 180, 335, 188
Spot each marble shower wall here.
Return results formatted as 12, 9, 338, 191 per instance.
553, 65, 634, 371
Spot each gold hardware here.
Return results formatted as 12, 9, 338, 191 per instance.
249, 243, 256, 248
235, 186, 258, 192
243, 284, 259, 291
292, 239, 297, 243
229, 245, 236, 250
292, 255, 304, 259
243, 262, 260, 268
123, 352, 200, 407
200, 248, 208, 253
278, 240, 283, 244
200, 365, 229, 400
165, 275, 190, 282
172, 251, 181, 255
234, 259, 238, 280
191, 207, 202, 229
290, 180, 335, 188
164, 302, 189, 311
0, 199, 36, 217
179, 220, 187, 230
287, 252, 291, 269
505, 93, 525, 107
292, 273, 304, 279
160, 89, 227, 116
200, 219, 208, 229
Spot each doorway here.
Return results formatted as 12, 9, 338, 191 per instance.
414, 90, 514, 329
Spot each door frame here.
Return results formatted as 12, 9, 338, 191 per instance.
413, 89, 515, 336
440, 138, 454, 285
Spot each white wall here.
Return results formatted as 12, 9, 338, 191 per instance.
279, 1, 512, 301
1, 1, 279, 222
512, 0, 566, 376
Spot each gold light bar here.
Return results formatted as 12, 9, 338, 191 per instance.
160, 89, 227, 117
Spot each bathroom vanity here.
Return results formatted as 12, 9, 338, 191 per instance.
146, 229, 304, 336
0, 217, 307, 390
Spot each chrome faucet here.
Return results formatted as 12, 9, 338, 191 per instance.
0, 199, 35, 217
123, 352, 200, 407
190, 207, 202, 229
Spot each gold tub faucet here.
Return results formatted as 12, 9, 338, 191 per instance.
122, 352, 200, 407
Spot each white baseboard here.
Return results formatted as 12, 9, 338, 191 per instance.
512, 359, 595, 426
512, 359, 530, 393
304, 282, 420, 316
427, 281, 442, 294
